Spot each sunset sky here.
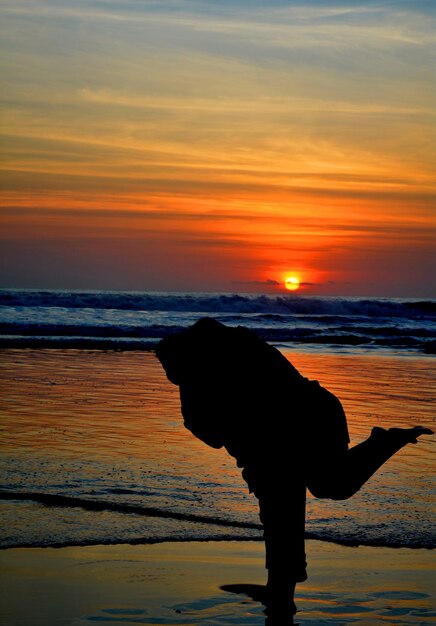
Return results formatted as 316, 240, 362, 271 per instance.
1, 0, 435, 296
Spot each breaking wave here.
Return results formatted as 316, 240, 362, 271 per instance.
1, 289, 435, 317
0, 289, 434, 354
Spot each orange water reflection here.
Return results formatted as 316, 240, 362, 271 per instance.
2, 348, 432, 459
0, 348, 434, 547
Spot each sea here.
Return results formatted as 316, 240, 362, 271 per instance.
0, 289, 435, 552
0, 289, 435, 354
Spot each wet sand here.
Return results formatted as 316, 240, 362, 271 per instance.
0, 540, 434, 625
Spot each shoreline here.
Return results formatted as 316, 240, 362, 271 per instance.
2, 535, 435, 553
1, 540, 434, 625
1, 489, 435, 551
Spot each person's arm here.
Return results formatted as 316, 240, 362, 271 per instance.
180, 385, 224, 449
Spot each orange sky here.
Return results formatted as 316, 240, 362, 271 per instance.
1, 1, 435, 296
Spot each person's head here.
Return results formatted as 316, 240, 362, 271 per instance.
156, 318, 228, 385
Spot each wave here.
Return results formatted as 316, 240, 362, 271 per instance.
1, 290, 434, 353
1, 289, 435, 318
1, 325, 434, 353
1, 490, 433, 550
2, 322, 435, 339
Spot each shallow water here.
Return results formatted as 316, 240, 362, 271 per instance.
0, 542, 434, 626
0, 349, 434, 549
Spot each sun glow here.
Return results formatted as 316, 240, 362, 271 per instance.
285, 276, 300, 291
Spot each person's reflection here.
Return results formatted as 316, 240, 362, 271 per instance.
156, 318, 432, 619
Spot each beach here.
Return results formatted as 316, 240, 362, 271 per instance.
2, 0, 436, 617
0, 336, 434, 624
1, 541, 434, 625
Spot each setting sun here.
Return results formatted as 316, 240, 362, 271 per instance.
285, 276, 300, 291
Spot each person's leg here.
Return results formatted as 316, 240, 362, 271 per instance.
307, 426, 433, 500
256, 477, 307, 617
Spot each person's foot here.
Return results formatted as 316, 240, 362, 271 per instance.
388, 426, 433, 444
264, 603, 296, 624
372, 426, 433, 445
265, 578, 297, 616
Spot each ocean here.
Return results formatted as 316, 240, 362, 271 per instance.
0, 289, 434, 552
0, 289, 435, 354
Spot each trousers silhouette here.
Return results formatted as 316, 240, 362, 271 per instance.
243, 419, 407, 582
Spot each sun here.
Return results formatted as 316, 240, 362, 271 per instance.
285, 276, 300, 291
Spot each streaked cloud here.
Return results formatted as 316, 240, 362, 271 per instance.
0, 1, 435, 294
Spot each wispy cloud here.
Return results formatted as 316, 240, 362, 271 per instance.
1, 0, 435, 294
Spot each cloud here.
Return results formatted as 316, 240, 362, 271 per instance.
1, 0, 435, 296
233, 279, 281, 286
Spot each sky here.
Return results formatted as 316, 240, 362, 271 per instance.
0, 0, 435, 296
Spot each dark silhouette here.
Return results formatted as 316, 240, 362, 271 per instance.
156, 318, 432, 622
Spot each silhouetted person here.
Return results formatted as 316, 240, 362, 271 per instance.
156, 318, 432, 621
